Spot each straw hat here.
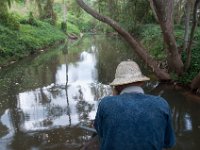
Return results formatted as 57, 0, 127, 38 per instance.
110, 60, 150, 86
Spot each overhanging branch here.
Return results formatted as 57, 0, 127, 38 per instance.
76, 0, 170, 80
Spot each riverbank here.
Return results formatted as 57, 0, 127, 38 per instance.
138, 24, 200, 86
0, 20, 66, 68
1, 22, 200, 87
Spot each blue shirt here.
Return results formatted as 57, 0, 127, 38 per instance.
94, 87, 175, 150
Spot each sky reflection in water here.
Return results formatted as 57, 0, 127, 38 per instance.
0, 48, 111, 150
14, 50, 111, 132
0, 36, 200, 150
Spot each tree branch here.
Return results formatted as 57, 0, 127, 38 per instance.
76, 0, 170, 80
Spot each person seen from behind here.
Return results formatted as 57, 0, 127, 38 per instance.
94, 60, 175, 150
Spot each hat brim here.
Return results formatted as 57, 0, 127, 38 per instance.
109, 76, 150, 86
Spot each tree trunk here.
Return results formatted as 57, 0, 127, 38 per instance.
63, 0, 67, 23
35, 0, 43, 18
183, 1, 192, 53
174, 0, 185, 25
25, 0, 30, 8
149, 0, 158, 22
43, 0, 56, 25
76, 0, 170, 80
184, 0, 200, 71
151, 0, 184, 75
61, 0, 67, 32
0, 1, 8, 15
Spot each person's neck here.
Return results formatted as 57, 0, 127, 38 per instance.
120, 86, 144, 95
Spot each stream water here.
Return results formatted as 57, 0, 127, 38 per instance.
0, 35, 200, 150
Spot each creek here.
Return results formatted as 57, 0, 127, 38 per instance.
0, 35, 200, 150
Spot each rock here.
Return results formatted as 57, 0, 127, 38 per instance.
10, 61, 16, 64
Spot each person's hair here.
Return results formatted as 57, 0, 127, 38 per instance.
113, 81, 144, 95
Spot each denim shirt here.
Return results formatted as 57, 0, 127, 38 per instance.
94, 86, 175, 150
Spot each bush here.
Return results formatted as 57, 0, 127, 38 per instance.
0, 13, 20, 30
139, 24, 166, 60
178, 33, 200, 84
66, 21, 80, 34
61, 21, 67, 33
20, 12, 38, 26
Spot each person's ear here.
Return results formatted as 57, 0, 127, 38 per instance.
112, 87, 118, 95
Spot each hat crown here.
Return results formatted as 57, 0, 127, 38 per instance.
115, 61, 142, 79
110, 60, 150, 86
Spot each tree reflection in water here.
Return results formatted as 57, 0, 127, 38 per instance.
0, 37, 110, 150
149, 83, 200, 150
0, 36, 200, 150
75, 87, 95, 124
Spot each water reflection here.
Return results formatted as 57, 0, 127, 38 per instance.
0, 40, 113, 149
14, 50, 111, 132
0, 36, 200, 150
149, 83, 200, 150
0, 109, 14, 139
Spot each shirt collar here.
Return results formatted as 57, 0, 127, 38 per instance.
120, 86, 144, 95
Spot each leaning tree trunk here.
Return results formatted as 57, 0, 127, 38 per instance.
150, 0, 184, 75
76, 0, 170, 80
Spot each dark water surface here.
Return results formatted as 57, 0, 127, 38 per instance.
0, 35, 200, 150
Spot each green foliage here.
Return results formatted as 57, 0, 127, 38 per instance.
167, 26, 200, 84
57, 12, 96, 34
0, 0, 15, 9
0, 19, 66, 66
0, 0, 20, 30
41, 0, 57, 25
139, 24, 166, 60
116, 0, 155, 32
193, 27, 200, 40
139, 24, 200, 84
61, 21, 67, 33
178, 29, 200, 84
74, 15, 96, 32
66, 21, 80, 34
0, 13, 20, 30
20, 12, 38, 26
174, 25, 185, 47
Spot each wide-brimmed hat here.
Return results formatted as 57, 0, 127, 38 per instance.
110, 60, 150, 86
